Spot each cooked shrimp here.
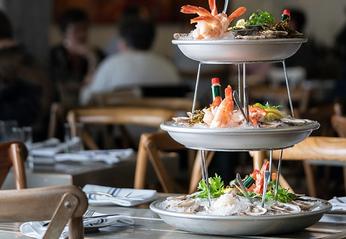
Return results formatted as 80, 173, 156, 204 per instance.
249, 105, 267, 126
211, 96, 222, 108
180, 0, 246, 39
210, 85, 234, 128
252, 161, 269, 194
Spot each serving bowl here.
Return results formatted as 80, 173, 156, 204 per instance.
160, 120, 319, 151
150, 197, 331, 236
172, 38, 307, 63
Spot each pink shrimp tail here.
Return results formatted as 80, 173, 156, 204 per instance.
208, 0, 218, 16
228, 7, 247, 21
224, 85, 234, 112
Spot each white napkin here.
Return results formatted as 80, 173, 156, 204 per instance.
30, 138, 60, 150
83, 184, 157, 206
329, 196, 346, 211
20, 211, 135, 239
30, 138, 81, 157
54, 149, 134, 165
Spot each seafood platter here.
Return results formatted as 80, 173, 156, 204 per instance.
173, 1, 306, 63
150, 0, 331, 236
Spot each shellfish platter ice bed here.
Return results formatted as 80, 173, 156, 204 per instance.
150, 195, 331, 236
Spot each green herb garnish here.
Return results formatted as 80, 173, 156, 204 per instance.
265, 181, 296, 203
198, 174, 224, 199
248, 10, 275, 26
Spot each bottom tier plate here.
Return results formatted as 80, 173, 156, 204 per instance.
150, 197, 331, 236
160, 121, 320, 151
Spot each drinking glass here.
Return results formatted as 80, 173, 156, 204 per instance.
64, 123, 84, 152
0, 120, 18, 142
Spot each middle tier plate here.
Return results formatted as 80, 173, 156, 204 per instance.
161, 121, 319, 151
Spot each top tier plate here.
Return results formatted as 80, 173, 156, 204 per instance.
172, 38, 307, 63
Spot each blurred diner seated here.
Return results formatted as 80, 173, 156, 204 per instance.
50, 8, 104, 108
80, 16, 181, 105
0, 10, 43, 127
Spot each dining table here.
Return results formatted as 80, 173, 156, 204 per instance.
0, 194, 345, 239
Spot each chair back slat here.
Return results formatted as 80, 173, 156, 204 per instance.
68, 107, 175, 128
273, 137, 346, 161
0, 185, 88, 239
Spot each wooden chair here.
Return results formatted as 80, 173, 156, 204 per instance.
331, 109, 346, 193
94, 96, 193, 112
134, 131, 214, 193
251, 137, 346, 196
0, 141, 27, 189
0, 185, 88, 239
90, 87, 194, 113
67, 107, 176, 150
48, 102, 65, 139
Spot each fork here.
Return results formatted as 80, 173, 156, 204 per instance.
84, 209, 95, 217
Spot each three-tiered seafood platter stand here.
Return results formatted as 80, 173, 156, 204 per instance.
150, 3, 331, 236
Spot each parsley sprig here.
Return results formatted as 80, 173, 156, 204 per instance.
197, 174, 225, 199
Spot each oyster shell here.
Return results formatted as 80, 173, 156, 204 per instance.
244, 205, 267, 216
292, 200, 317, 210
271, 202, 301, 214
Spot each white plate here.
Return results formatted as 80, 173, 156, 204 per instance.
150, 197, 331, 236
161, 121, 319, 151
172, 38, 307, 63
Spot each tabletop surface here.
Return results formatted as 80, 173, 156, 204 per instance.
0, 200, 345, 239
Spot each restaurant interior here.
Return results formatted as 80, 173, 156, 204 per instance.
0, 0, 345, 238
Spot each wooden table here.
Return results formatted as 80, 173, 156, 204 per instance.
0, 200, 345, 239
2, 159, 137, 189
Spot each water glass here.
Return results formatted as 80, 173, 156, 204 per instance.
0, 120, 18, 142
64, 123, 84, 152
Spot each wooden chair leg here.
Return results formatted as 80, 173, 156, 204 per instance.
271, 163, 294, 193
69, 217, 84, 239
343, 166, 346, 194
134, 135, 149, 189
146, 143, 174, 193
10, 143, 26, 189
189, 151, 214, 194
303, 161, 316, 197
82, 131, 99, 150
44, 193, 79, 239
252, 151, 266, 170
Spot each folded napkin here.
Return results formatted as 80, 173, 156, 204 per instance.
20, 211, 134, 239
83, 184, 157, 206
30, 138, 60, 150
30, 138, 81, 157
329, 196, 346, 211
319, 196, 346, 224
54, 149, 134, 165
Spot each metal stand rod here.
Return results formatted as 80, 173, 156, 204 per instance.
238, 64, 243, 108
200, 150, 211, 206
222, 0, 229, 13
274, 150, 283, 200
261, 150, 273, 207
242, 63, 246, 110
268, 150, 273, 173
192, 63, 202, 113
282, 61, 295, 117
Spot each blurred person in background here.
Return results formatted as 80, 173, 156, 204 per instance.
50, 8, 104, 108
104, 4, 150, 56
0, 10, 43, 127
80, 16, 180, 104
